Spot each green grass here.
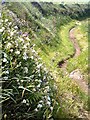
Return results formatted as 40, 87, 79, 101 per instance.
35, 20, 88, 117
36, 21, 76, 71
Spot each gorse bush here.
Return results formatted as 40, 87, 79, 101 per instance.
1, 7, 57, 120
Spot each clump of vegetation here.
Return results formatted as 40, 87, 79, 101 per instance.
1, 8, 57, 120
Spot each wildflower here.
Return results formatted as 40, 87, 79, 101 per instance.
7, 36, 10, 39
3, 58, 7, 62
1, 20, 3, 23
23, 53, 28, 60
50, 107, 53, 111
15, 50, 20, 55
47, 101, 51, 106
24, 67, 28, 73
31, 56, 34, 59
3, 53, 7, 58
0, 13, 1, 18
37, 104, 42, 108
38, 80, 42, 83
37, 84, 41, 88
45, 86, 49, 90
19, 37, 24, 42
23, 44, 27, 49
9, 22, 12, 26
34, 108, 38, 111
33, 44, 35, 47
21, 80, 23, 83
5, 19, 8, 22
14, 26, 18, 29
37, 64, 42, 69
5, 70, 9, 74
6, 42, 12, 49
22, 32, 28, 37
0, 27, 5, 32
47, 96, 50, 101
22, 99, 26, 104
10, 31, 14, 36
32, 88, 36, 91
26, 37, 30, 41
39, 100, 43, 103
3, 77, 8, 80
43, 76, 46, 80
10, 49, 13, 52
32, 49, 36, 53
17, 79, 19, 82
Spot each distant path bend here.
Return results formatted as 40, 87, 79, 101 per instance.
69, 27, 81, 57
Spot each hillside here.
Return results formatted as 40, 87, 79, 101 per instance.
1, 2, 89, 120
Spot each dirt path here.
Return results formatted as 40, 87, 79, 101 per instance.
69, 27, 81, 57
60, 26, 88, 94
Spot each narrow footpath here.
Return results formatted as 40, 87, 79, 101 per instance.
60, 26, 88, 94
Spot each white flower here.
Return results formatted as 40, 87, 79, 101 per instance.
9, 22, 12, 26
10, 31, 14, 36
4, 53, 7, 58
31, 56, 34, 59
0, 27, 5, 32
1, 20, 3, 23
3, 77, 8, 80
7, 36, 10, 39
45, 86, 49, 90
37, 104, 42, 108
23, 45, 27, 49
15, 51, 20, 55
17, 79, 19, 82
39, 80, 42, 83
39, 100, 43, 103
43, 67, 47, 71
37, 84, 41, 88
21, 80, 23, 83
0, 13, 1, 17
43, 76, 46, 80
5, 70, 9, 74
23, 53, 28, 60
50, 107, 53, 111
37, 64, 42, 69
5, 19, 8, 22
6, 42, 12, 49
14, 26, 18, 29
3, 58, 7, 62
34, 108, 38, 111
0, 29, 3, 32
24, 67, 28, 73
47, 96, 50, 101
22, 99, 26, 104
10, 49, 13, 52
19, 37, 24, 43
33, 44, 35, 47
26, 37, 30, 41
32, 49, 36, 53
47, 101, 51, 106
